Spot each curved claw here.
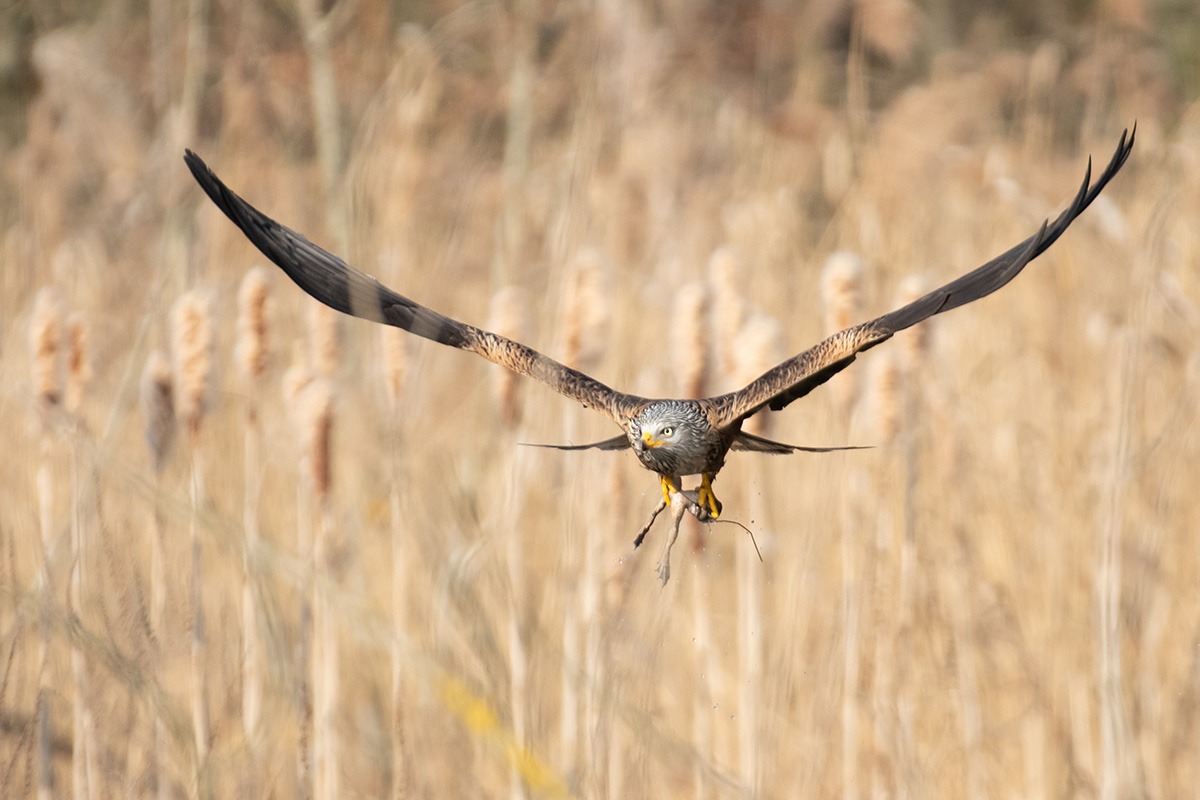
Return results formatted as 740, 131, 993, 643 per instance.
698, 473, 722, 519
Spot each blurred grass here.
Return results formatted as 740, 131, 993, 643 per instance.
1, 0, 1198, 798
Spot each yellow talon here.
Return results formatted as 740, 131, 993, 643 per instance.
699, 473, 721, 518
660, 474, 675, 506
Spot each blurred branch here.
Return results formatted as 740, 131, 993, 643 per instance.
180, 0, 208, 144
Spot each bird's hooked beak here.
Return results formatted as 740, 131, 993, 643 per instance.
641, 431, 664, 450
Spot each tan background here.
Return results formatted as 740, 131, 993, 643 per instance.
0, 0, 1196, 798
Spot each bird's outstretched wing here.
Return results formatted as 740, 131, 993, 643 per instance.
184, 151, 649, 427
707, 126, 1135, 429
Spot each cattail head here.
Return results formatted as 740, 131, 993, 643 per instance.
821, 252, 864, 411
671, 281, 709, 399
140, 350, 176, 474
559, 247, 612, 371
30, 288, 65, 413
894, 275, 930, 373
708, 246, 748, 380
171, 289, 215, 437
307, 302, 342, 379
870, 351, 902, 443
235, 267, 272, 383
65, 313, 92, 416
820, 252, 863, 336
856, 0, 919, 66
488, 286, 530, 428
733, 313, 784, 436
381, 327, 407, 411
301, 380, 335, 501
282, 342, 314, 424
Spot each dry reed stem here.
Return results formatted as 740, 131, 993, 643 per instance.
381, 326, 407, 411
1099, 329, 1141, 799
284, 347, 316, 800
673, 277, 715, 799
170, 289, 214, 797
31, 287, 63, 800
708, 246, 748, 382
64, 311, 96, 800
943, 540, 984, 800
307, 302, 342, 380
295, 0, 349, 250
501, 438, 533, 800
822, 128, 854, 205
555, 246, 614, 785
840, 493, 861, 800
300, 379, 337, 800
732, 312, 783, 792
179, 0, 207, 143
382, 326, 409, 800
498, 0, 534, 286
140, 350, 174, 800
671, 281, 709, 400
236, 268, 271, 748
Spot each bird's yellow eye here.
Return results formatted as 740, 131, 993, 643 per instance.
661, 427, 673, 437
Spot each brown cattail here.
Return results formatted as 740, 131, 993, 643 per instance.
559, 247, 612, 371
871, 351, 902, 443
821, 252, 864, 411
236, 267, 272, 382
64, 313, 92, 416
671, 281, 709, 399
821, 251, 863, 336
30, 288, 65, 412
307, 302, 342, 380
733, 313, 785, 436
140, 351, 176, 474
171, 289, 215, 436
381, 327, 407, 411
488, 286, 530, 428
302, 380, 335, 501
709, 246, 748, 380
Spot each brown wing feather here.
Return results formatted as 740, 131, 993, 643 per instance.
707, 126, 1135, 428
184, 151, 649, 426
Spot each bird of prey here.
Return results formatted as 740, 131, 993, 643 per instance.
184, 128, 1133, 522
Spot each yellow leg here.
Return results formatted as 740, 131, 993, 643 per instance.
659, 474, 675, 506
698, 473, 721, 518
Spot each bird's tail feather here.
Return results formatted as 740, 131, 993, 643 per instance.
731, 430, 871, 455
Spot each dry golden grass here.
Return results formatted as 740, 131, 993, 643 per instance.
2, 3, 1197, 799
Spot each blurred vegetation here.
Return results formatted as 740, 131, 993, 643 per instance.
1, 0, 1198, 799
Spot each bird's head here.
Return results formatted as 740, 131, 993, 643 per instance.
628, 401, 704, 469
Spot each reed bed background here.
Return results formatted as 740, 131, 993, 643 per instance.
2, 0, 1198, 797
